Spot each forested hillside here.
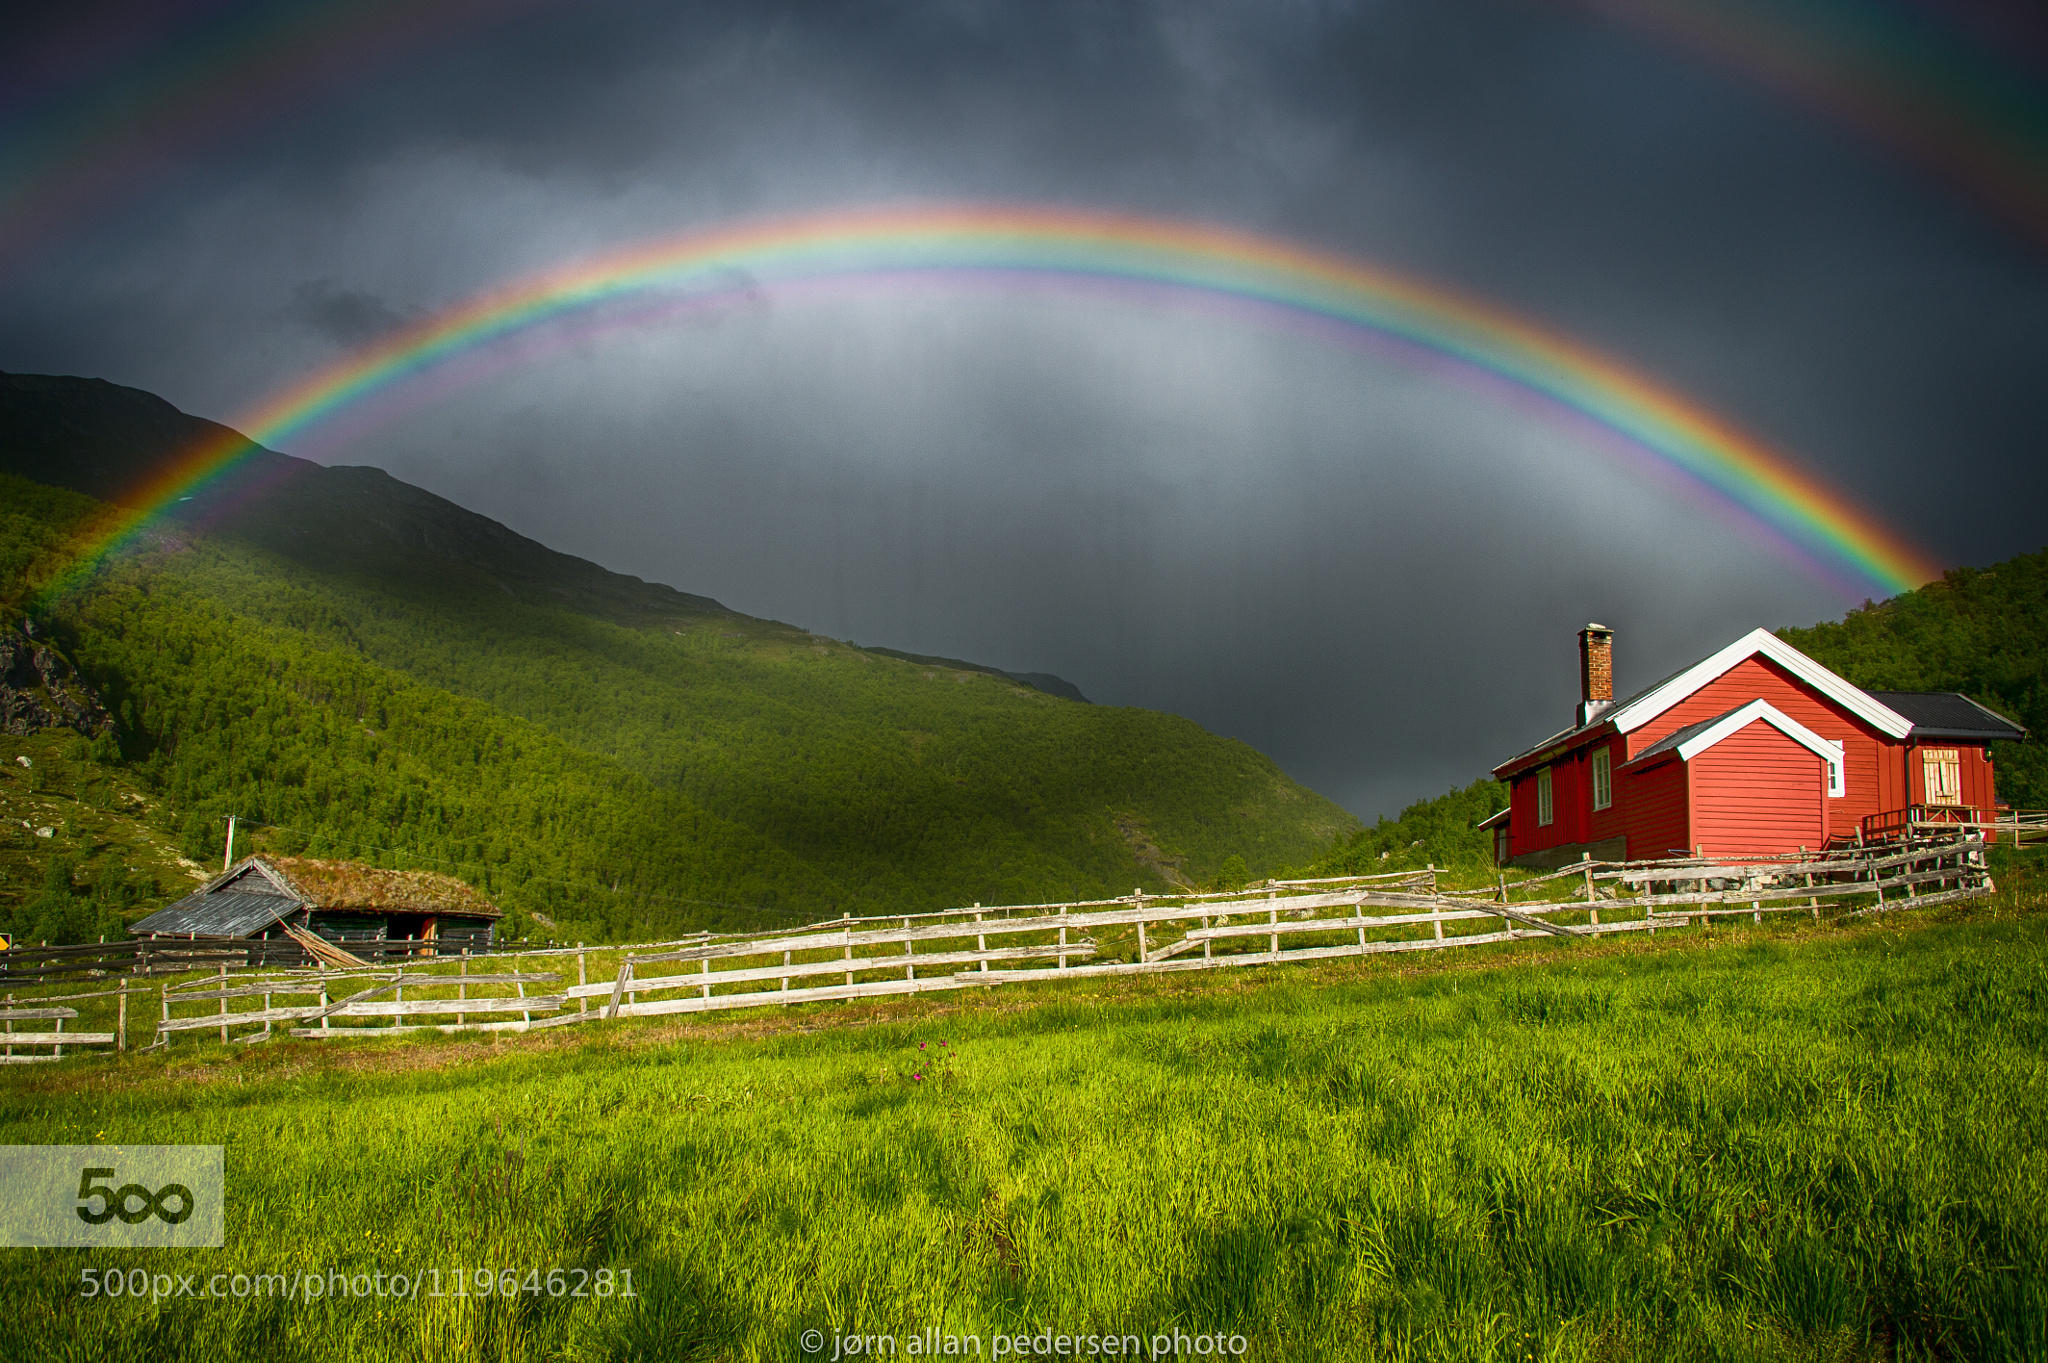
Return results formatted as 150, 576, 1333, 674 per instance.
1780, 548, 2045, 810
0, 375, 1358, 941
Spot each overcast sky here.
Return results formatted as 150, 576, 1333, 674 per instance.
4, 0, 2045, 818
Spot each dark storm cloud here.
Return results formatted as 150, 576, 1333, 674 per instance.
2, 0, 2044, 817
283, 279, 415, 347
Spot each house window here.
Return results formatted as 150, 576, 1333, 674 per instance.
1591, 748, 1612, 812
1922, 748, 1962, 807
1536, 766, 1553, 827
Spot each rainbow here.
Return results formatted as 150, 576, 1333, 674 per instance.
1, 0, 542, 270
39, 203, 1941, 601
1567, 0, 2048, 251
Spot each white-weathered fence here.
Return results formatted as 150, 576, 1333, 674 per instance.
567, 837, 1992, 1022
0, 836, 1997, 1059
149, 958, 569, 1047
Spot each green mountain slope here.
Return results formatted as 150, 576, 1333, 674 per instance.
0, 375, 1357, 939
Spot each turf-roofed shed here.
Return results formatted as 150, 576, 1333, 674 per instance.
128, 856, 500, 954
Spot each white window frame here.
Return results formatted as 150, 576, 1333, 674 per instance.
1536, 766, 1553, 827
1591, 748, 1612, 812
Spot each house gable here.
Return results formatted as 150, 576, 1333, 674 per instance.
1628, 699, 1845, 796
1606, 628, 1911, 740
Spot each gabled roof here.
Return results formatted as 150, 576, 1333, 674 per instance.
1475, 807, 1510, 830
129, 889, 300, 938
1605, 629, 1912, 739
1866, 691, 2026, 743
1625, 699, 1845, 794
128, 855, 499, 939
1493, 627, 1912, 779
262, 856, 500, 917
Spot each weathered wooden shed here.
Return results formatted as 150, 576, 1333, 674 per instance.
128, 856, 499, 954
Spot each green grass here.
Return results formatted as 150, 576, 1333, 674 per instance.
3, 888, 2044, 1362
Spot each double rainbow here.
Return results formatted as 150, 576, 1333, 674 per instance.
40, 204, 1940, 601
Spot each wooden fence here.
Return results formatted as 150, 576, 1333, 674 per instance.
0, 837, 2003, 1058
572, 839, 1992, 1022
0, 933, 503, 987
149, 958, 576, 1047
0, 982, 145, 1062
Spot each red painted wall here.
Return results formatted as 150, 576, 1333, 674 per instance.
1907, 742, 1998, 810
1622, 756, 1690, 861
1687, 720, 1829, 857
1625, 656, 1893, 834
1507, 731, 1624, 858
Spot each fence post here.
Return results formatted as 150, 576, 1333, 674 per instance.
975, 905, 988, 974
844, 922, 855, 987
1267, 889, 1279, 958
459, 952, 468, 1002
159, 984, 170, 1049
117, 987, 127, 1052
53, 1013, 63, 1059
903, 917, 915, 982
517, 976, 530, 1025
781, 950, 792, 995
4, 993, 12, 1060
700, 954, 712, 1001
577, 946, 588, 1016
217, 963, 229, 1044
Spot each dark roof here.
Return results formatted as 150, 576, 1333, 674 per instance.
1866, 691, 2026, 742
127, 855, 500, 940
1626, 709, 1738, 766
130, 890, 299, 938
1494, 658, 1701, 774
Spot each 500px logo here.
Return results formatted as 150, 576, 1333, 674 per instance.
0, 1146, 222, 1247
75, 1168, 196, 1226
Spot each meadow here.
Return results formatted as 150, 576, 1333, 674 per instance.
2, 883, 2043, 1363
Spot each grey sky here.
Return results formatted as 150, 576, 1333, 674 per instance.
3, 0, 2044, 817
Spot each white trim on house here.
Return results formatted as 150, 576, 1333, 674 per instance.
1665, 699, 1846, 797
1605, 628, 1912, 740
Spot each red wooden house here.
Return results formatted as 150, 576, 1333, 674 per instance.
1488, 625, 2025, 867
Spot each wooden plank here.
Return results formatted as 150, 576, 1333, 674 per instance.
160, 1006, 327, 1032
288, 1018, 553, 1038
337, 996, 565, 1018
0, 1031, 116, 1046
0, 1007, 80, 1021
0, 1055, 62, 1065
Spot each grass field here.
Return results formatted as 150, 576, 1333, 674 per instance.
2, 887, 2044, 1362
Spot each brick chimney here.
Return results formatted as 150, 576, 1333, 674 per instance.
1577, 623, 1613, 727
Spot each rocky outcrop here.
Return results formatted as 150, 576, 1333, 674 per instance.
0, 619, 112, 736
